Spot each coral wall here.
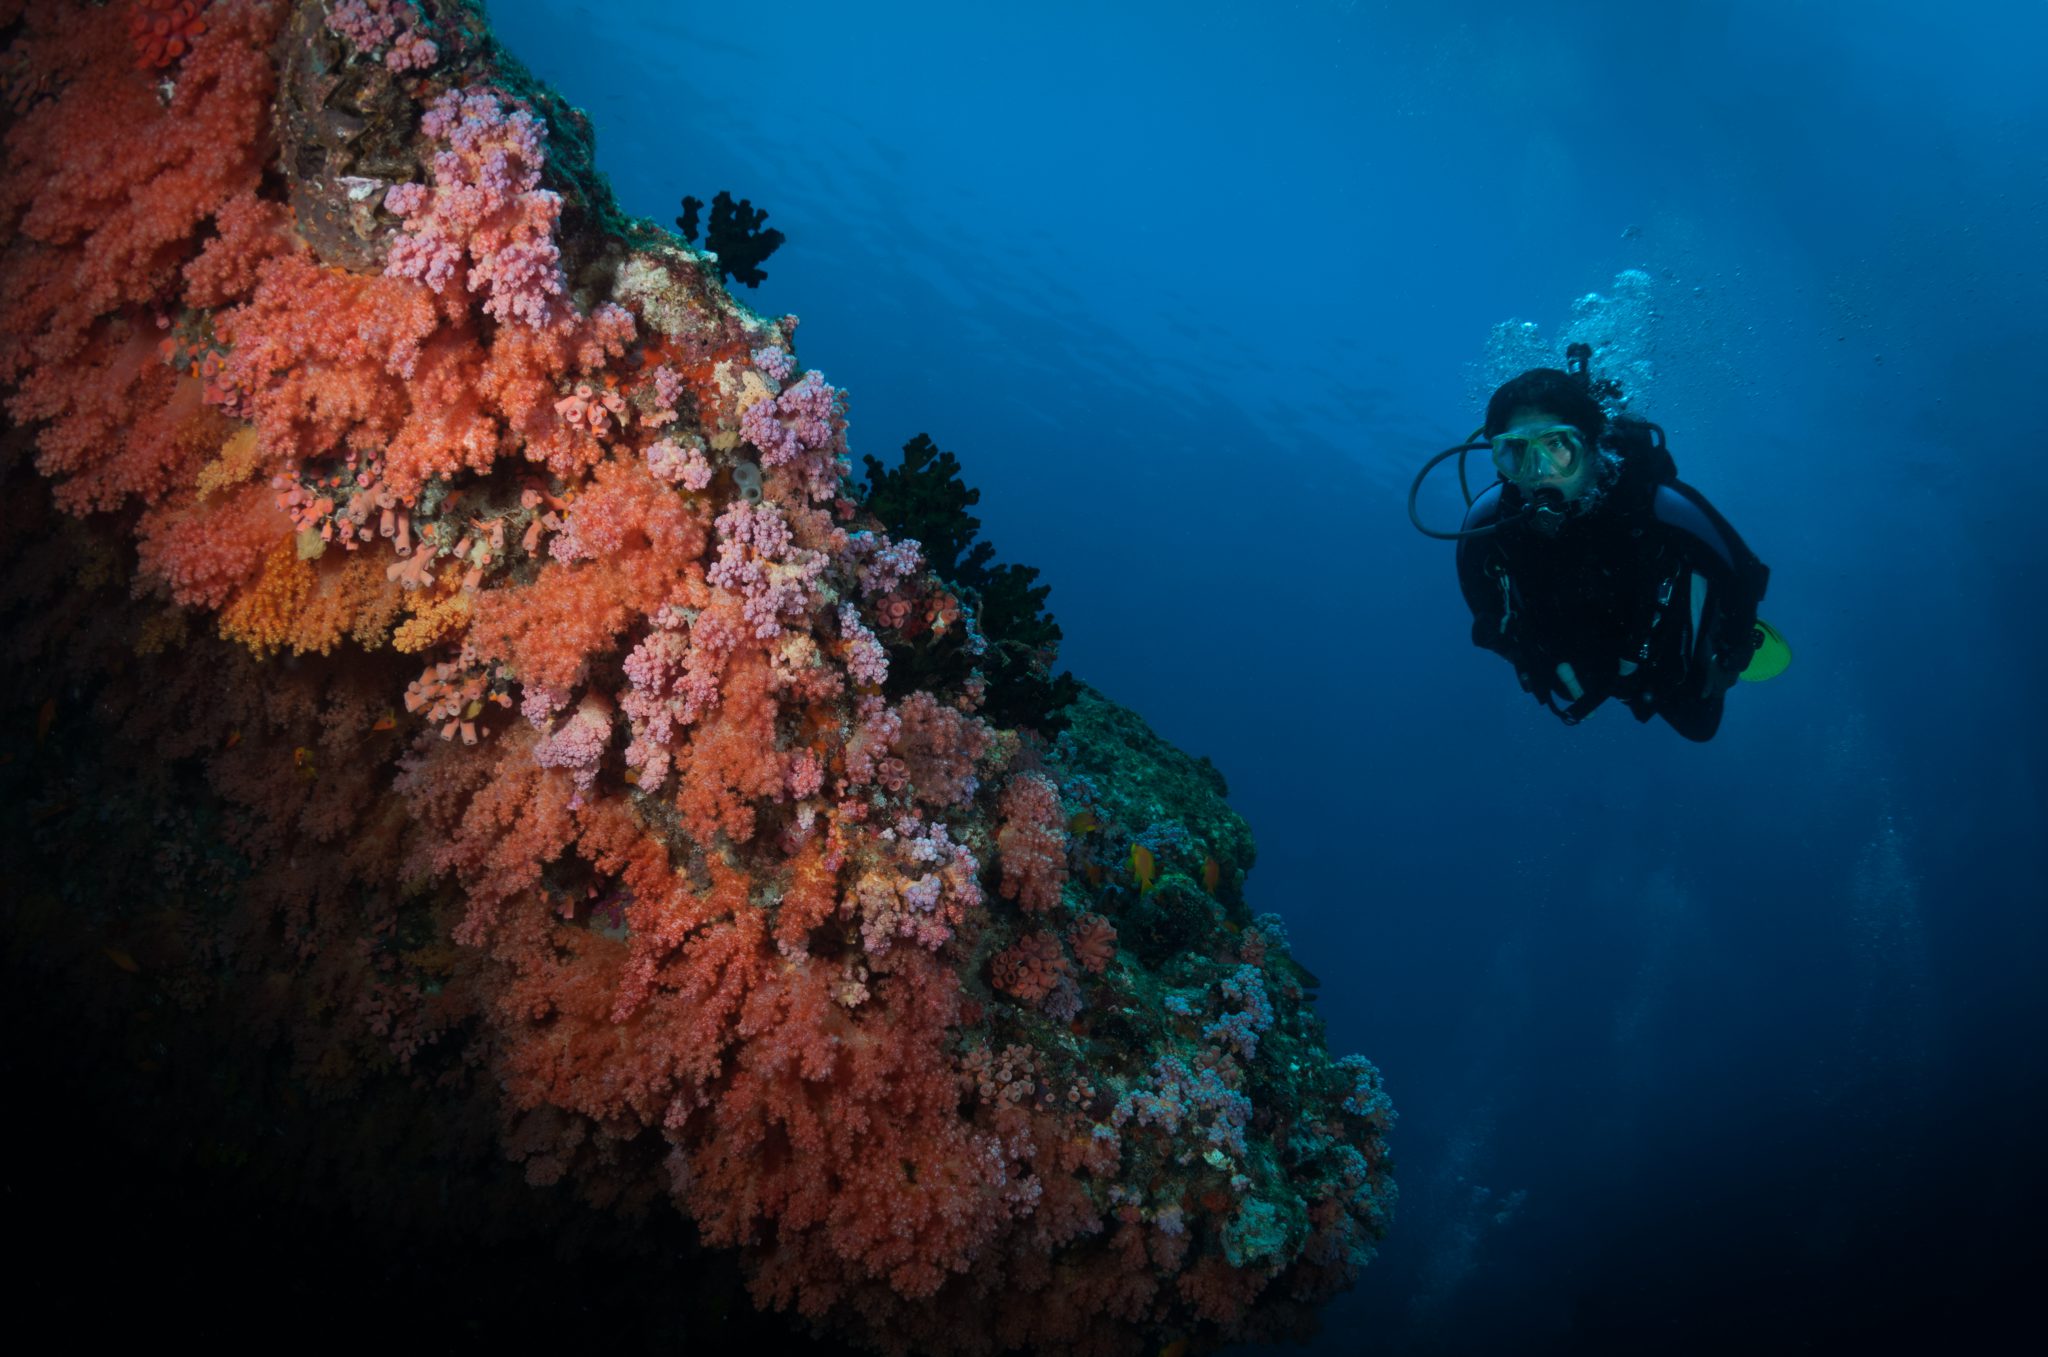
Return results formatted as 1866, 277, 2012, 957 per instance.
0, 3, 1394, 1352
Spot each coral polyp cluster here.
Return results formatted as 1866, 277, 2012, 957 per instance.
0, 2, 1392, 1352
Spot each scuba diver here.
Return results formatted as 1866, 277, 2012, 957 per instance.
1408, 346, 1786, 742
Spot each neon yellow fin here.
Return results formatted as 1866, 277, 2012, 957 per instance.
1739, 618, 1791, 682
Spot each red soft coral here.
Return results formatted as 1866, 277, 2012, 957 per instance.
215, 255, 635, 498
12, 317, 230, 511
0, 0, 278, 379
547, 452, 712, 611
214, 255, 467, 492
687, 949, 1015, 1307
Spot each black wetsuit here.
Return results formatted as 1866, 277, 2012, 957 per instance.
1454, 430, 1769, 742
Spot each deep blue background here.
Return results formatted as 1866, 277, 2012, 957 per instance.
486, 1, 2048, 1350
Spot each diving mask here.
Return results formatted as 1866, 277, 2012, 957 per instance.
1490, 423, 1586, 484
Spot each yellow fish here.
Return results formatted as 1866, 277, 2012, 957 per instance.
1068, 809, 1101, 835
292, 745, 317, 781
1130, 843, 1157, 893
104, 947, 140, 974
370, 710, 397, 732
1202, 855, 1221, 895
1160, 1339, 1190, 1357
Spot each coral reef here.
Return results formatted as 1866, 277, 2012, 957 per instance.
0, 2, 1393, 1352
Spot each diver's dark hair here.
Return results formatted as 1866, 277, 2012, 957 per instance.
1483, 367, 1608, 445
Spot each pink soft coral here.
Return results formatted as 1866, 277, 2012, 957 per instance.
385, 87, 567, 328
738, 368, 849, 503
995, 770, 1067, 912
326, 0, 438, 72
706, 499, 828, 639
893, 688, 992, 809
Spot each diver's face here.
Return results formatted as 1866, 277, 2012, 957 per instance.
1497, 405, 1594, 499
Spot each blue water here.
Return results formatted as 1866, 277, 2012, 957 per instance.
487, 1, 2047, 1350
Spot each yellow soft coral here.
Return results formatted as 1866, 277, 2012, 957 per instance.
220, 541, 404, 656
219, 537, 312, 654
393, 587, 472, 653
195, 426, 264, 497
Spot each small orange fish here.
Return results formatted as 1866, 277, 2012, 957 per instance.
104, 947, 140, 974
370, 710, 397, 732
1130, 843, 1157, 893
224, 729, 242, 750
1202, 855, 1221, 895
1084, 862, 1105, 887
1160, 1338, 1191, 1357
1068, 809, 1101, 835
292, 745, 317, 780
36, 697, 56, 746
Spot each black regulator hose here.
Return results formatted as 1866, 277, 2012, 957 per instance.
1408, 437, 1524, 540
